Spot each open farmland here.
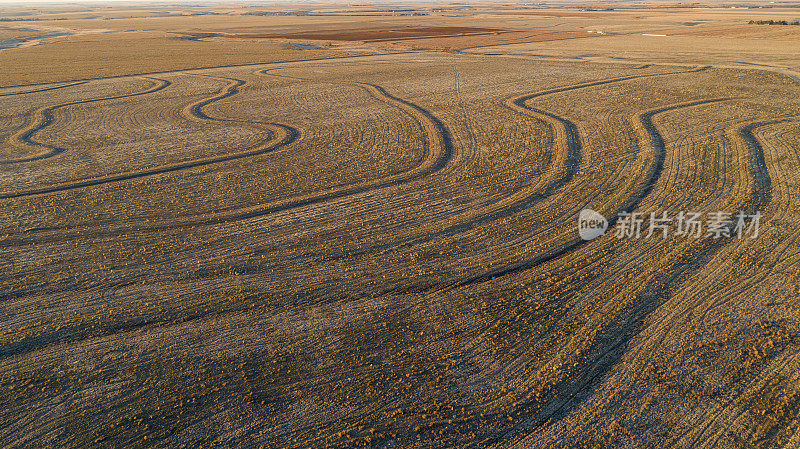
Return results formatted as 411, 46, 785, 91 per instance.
3, 2, 800, 448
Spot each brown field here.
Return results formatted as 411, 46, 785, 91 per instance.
2, 2, 800, 448
0, 30, 366, 87
673, 24, 800, 38
238, 26, 507, 41
372, 30, 594, 51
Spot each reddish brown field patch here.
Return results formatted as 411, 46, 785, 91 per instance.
369, 30, 597, 50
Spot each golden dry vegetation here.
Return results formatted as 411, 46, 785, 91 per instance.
2, 2, 800, 448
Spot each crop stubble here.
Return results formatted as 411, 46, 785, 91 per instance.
1, 53, 800, 448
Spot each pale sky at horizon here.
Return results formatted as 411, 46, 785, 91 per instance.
0, 0, 424, 3
0, 0, 333, 4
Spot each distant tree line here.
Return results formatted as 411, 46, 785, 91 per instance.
748, 19, 800, 25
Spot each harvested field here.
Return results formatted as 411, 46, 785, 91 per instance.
378, 30, 594, 51
0, 30, 366, 87
4, 2, 800, 449
235, 26, 507, 42
672, 24, 800, 39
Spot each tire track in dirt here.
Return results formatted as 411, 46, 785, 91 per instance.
0, 83, 720, 366
488, 112, 782, 447
0, 81, 88, 97
0, 78, 455, 358
639, 118, 792, 342
596, 119, 791, 351
597, 117, 799, 449
389, 98, 746, 447
96, 71, 717, 303
0, 75, 725, 371
0, 71, 453, 246
0, 68, 697, 238
0, 75, 296, 200
0, 77, 171, 164
411, 97, 729, 292
658, 120, 800, 448
304, 67, 710, 271
370, 98, 736, 445
257, 67, 455, 176
258, 98, 735, 447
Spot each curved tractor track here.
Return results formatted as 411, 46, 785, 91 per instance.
0, 81, 88, 97
493, 112, 784, 445
4, 57, 800, 449
0, 77, 171, 164
0, 73, 456, 358
0, 70, 454, 246
0, 69, 736, 368
370, 97, 769, 445
373, 97, 740, 442
471, 110, 786, 448
0, 67, 701, 242
449, 98, 729, 289
0, 75, 295, 200
380, 95, 728, 295
308, 67, 712, 270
